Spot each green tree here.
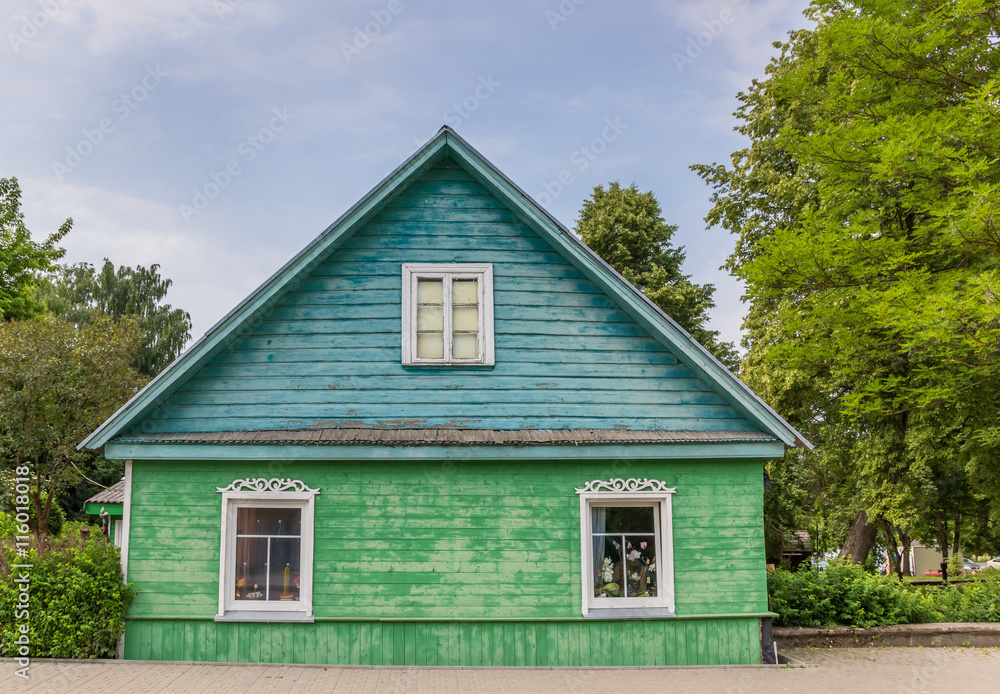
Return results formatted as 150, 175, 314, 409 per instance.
0, 178, 70, 321
38, 259, 192, 376
575, 182, 738, 368
693, 0, 1000, 563
0, 317, 146, 541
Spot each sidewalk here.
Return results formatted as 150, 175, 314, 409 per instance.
3, 647, 997, 693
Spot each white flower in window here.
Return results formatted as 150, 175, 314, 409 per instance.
602, 556, 614, 583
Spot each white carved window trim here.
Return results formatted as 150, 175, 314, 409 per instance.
215, 478, 319, 623
401, 263, 495, 366
576, 478, 676, 618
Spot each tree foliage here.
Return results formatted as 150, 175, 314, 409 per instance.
38, 259, 192, 376
694, 0, 1000, 560
0, 178, 70, 321
0, 318, 146, 539
575, 182, 738, 368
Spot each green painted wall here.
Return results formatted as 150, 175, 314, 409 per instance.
124, 457, 767, 665
124, 617, 761, 666
136, 158, 757, 434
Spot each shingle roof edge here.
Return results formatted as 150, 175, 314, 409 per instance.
84, 479, 126, 504
115, 428, 778, 446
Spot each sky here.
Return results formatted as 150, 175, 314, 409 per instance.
2, 0, 813, 348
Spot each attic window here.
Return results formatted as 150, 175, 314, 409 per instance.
402, 264, 494, 366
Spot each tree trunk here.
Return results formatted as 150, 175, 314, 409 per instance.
953, 512, 961, 556
900, 530, 913, 577
934, 509, 949, 561
882, 522, 901, 578
32, 474, 49, 548
839, 509, 878, 563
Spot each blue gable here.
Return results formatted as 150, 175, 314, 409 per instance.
82, 127, 807, 455
148, 157, 750, 433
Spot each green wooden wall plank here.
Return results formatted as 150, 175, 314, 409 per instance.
167, 386, 724, 408
134, 417, 756, 434
203, 344, 689, 369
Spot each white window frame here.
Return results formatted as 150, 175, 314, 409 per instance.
401, 263, 494, 366
576, 478, 676, 618
215, 479, 319, 623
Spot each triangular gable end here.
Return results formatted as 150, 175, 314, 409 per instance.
80, 127, 808, 451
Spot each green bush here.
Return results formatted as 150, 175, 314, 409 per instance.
768, 561, 941, 627
946, 554, 965, 578
0, 521, 137, 658
0, 512, 15, 539
935, 576, 1000, 623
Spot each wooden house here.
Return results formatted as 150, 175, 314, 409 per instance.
81, 127, 807, 666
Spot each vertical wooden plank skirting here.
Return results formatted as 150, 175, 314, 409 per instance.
123, 618, 762, 666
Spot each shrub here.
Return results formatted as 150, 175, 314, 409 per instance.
946, 554, 965, 578
0, 522, 137, 658
0, 511, 15, 539
768, 560, 941, 627
934, 576, 1000, 623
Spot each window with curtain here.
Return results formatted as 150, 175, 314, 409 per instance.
577, 482, 675, 617
591, 505, 658, 599
216, 480, 318, 622
234, 507, 302, 602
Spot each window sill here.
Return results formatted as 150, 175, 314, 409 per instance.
585, 608, 676, 619
215, 611, 315, 623
401, 363, 495, 370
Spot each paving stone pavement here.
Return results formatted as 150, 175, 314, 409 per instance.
2, 647, 997, 693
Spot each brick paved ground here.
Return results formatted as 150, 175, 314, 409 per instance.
2, 647, 997, 693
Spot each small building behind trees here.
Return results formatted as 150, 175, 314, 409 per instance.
84, 480, 125, 547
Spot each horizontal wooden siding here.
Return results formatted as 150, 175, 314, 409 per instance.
126, 458, 767, 622
143, 159, 753, 433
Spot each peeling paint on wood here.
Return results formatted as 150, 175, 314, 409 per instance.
135, 159, 752, 436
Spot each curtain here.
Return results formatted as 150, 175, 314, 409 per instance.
592, 507, 606, 589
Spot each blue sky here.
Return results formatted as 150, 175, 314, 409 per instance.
2, 0, 811, 347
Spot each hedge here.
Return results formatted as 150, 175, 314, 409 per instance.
0, 519, 137, 658
768, 561, 1000, 627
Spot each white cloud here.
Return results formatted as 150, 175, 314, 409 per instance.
54, 0, 282, 54
17, 177, 277, 342
656, 0, 811, 88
